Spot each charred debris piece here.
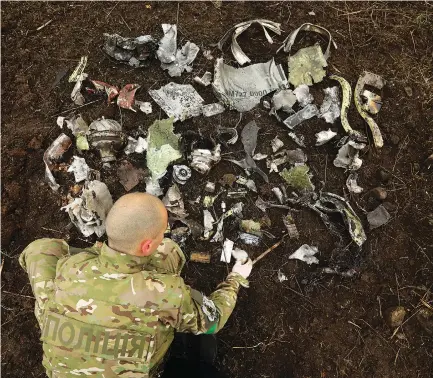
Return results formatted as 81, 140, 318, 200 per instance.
103, 33, 158, 67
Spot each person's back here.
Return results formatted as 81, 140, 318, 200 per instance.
20, 193, 252, 377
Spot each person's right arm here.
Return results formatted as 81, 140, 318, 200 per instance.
175, 259, 252, 334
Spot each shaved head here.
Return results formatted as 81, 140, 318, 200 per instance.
106, 193, 168, 255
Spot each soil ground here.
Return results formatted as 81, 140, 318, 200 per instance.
1, 2, 432, 378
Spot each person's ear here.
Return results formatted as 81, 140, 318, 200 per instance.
140, 240, 153, 256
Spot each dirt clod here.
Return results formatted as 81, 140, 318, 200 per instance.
384, 306, 406, 328
369, 187, 388, 201
378, 168, 391, 183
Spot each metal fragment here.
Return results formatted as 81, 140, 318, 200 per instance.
212, 58, 288, 112
149, 82, 204, 122
216, 19, 281, 65
88, 119, 127, 163
320, 86, 340, 123
69, 56, 88, 83
117, 160, 146, 192
272, 187, 285, 204
135, 101, 153, 114
216, 127, 238, 145
190, 144, 221, 174
160, 36, 200, 77
283, 104, 319, 129
288, 45, 327, 87
203, 209, 215, 240
221, 239, 234, 263
346, 173, 363, 193
279, 23, 337, 59
162, 184, 188, 218
272, 89, 297, 113
267, 148, 307, 173
329, 75, 359, 137
283, 213, 299, 239
124, 136, 147, 155
68, 156, 89, 183
103, 33, 157, 67
117, 84, 141, 111
238, 232, 261, 246
236, 176, 257, 192
278, 270, 288, 282
313, 192, 366, 246
194, 71, 212, 86
71, 73, 87, 105
202, 103, 225, 117
293, 84, 314, 107
288, 132, 306, 147
315, 129, 337, 146
255, 197, 291, 212
271, 137, 284, 153
205, 182, 216, 193
227, 189, 248, 198
44, 133, 72, 191
253, 153, 268, 161
90, 80, 119, 104
354, 71, 386, 148
173, 165, 192, 185
289, 244, 319, 265
146, 118, 182, 182
61, 180, 113, 237
333, 137, 366, 171
362, 90, 382, 114
280, 165, 315, 192
367, 205, 390, 229
157, 24, 177, 64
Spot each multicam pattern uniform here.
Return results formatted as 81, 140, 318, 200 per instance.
19, 238, 248, 377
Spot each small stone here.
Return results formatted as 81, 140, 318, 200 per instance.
378, 168, 391, 183
369, 187, 387, 201
382, 202, 397, 212
413, 163, 420, 171
404, 86, 413, 97
390, 134, 400, 145
384, 306, 406, 328
28, 136, 42, 150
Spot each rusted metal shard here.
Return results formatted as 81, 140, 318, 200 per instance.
190, 252, 211, 264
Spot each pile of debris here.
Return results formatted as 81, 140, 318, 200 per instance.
46, 19, 390, 276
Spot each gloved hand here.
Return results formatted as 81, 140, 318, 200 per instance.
231, 258, 253, 279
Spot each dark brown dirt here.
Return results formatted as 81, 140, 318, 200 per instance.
2, 2, 433, 378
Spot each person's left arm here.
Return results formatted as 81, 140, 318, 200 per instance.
19, 238, 70, 327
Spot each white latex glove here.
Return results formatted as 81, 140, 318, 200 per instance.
231, 258, 253, 279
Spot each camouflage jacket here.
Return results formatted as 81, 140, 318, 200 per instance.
19, 238, 249, 378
